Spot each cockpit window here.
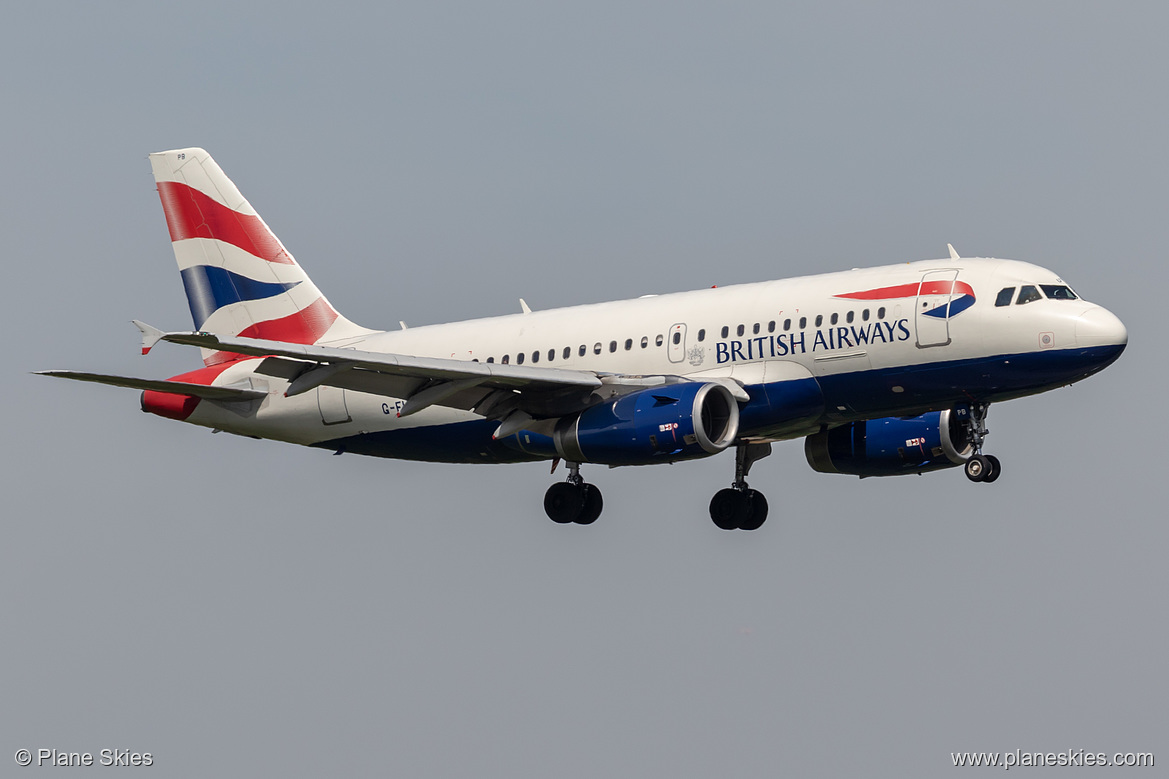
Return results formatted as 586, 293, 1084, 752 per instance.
1016, 285, 1042, 305
995, 287, 1015, 307
1040, 284, 1077, 300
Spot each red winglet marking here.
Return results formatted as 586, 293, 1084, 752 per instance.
156, 181, 295, 265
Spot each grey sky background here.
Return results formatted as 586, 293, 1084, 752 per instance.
3, 3, 1165, 776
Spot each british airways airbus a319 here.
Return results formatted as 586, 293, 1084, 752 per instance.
41, 148, 1127, 530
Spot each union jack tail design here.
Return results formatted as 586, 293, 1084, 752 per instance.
149, 148, 373, 365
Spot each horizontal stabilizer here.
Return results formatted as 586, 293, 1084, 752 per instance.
36, 370, 267, 401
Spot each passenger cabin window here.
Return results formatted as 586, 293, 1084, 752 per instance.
609, 340, 617, 353
736, 324, 745, 336
752, 323, 760, 335
830, 313, 838, 325
1016, 285, 1042, 305
877, 307, 886, 319
517, 352, 525, 364
624, 338, 633, 350
697, 329, 705, 342
1041, 284, 1077, 300
814, 315, 823, 327
641, 336, 649, 348
862, 309, 869, 321
767, 321, 775, 333
799, 316, 807, 329
721, 326, 729, 338
783, 318, 791, 331
594, 342, 602, 355
655, 334, 664, 346
563, 347, 570, 359
531, 351, 539, 363
502, 355, 510, 364
486, 357, 494, 363
996, 287, 1015, 307
579, 345, 586, 357
846, 311, 854, 324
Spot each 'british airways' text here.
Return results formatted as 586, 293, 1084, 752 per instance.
716, 319, 911, 363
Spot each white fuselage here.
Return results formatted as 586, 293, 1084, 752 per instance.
176, 257, 1126, 462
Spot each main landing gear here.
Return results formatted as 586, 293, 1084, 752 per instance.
961, 402, 1002, 484
544, 462, 604, 525
709, 443, 772, 531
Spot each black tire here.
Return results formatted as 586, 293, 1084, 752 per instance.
965, 454, 990, 483
709, 488, 747, 530
983, 454, 1001, 483
576, 483, 603, 525
739, 489, 769, 531
544, 482, 584, 524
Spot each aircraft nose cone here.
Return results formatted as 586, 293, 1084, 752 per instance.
1075, 306, 1127, 348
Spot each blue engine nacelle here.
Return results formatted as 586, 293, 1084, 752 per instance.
803, 409, 974, 477
551, 382, 740, 466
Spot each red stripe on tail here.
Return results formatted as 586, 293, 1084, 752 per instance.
203, 297, 340, 366
156, 181, 295, 264
237, 296, 339, 342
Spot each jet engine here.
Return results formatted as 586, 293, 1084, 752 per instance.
551, 381, 740, 466
804, 409, 974, 477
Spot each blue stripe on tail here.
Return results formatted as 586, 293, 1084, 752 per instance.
180, 265, 301, 329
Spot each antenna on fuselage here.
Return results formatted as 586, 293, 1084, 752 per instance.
948, 243, 961, 261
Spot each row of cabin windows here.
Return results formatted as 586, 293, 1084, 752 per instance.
485, 333, 671, 365
995, 284, 1078, 307
712, 307, 888, 340
480, 307, 890, 365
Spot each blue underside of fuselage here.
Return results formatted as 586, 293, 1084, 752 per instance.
310, 344, 1124, 464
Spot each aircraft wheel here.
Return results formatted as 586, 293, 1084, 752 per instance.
965, 454, 990, 483
983, 455, 1001, 483
576, 483, 603, 525
709, 488, 747, 530
545, 482, 584, 524
739, 489, 769, 531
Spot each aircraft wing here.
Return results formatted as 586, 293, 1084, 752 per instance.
148, 327, 602, 390
106, 323, 749, 436
138, 324, 619, 430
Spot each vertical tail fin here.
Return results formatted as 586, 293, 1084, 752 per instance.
149, 148, 373, 365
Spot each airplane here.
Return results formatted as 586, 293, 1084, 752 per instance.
40, 148, 1128, 530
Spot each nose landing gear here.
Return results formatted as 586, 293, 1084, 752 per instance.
961, 403, 1002, 483
544, 462, 604, 524
709, 442, 772, 530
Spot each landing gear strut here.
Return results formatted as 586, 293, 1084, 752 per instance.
544, 462, 604, 525
709, 443, 771, 530
961, 402, 1002, 483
